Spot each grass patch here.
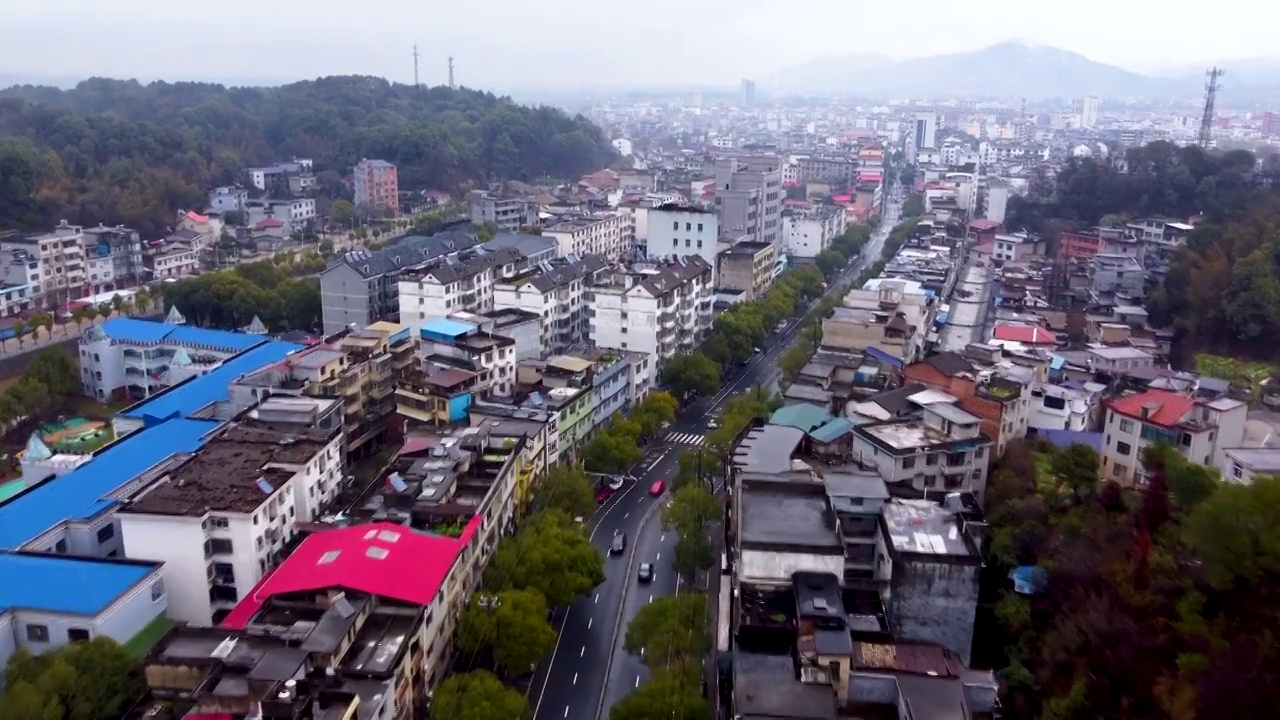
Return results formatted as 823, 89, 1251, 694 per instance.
125, 615, 176, 658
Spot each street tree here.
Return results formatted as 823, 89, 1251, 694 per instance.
672, 533, 715, 580
330, 199, 356, 227
70, 306, 87, 330
457, 588, 556, 677
778, 342, 812, 385
672, 450, 721, 492
580, 421, 643, 473
484, 510, 605, 607
610, 665, 711, 720
429, 670, 530, 720
623, 594, 711, 668
664, 484, 720, 540
537, 465, 597, 520
814, 248, 846, 278
660, 352, 721, 400
1, 637, 142, 720
630, 390, 677, 437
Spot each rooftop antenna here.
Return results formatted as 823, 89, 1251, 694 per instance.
1198, 67, 1224, 148
413, 44, 420, 88
448, 56, 456, 90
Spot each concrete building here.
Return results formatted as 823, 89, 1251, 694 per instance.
822, 282, 935, 365
1073, 95, 1101, 128
543, 212, 633, 262
713, 155, 784, 250
395, 246, 524, 330
353, 159, 399, 216
717, 241, 776, 301
247, 159, 313, 192
117, 419, 343, 625
1, 221, 86, 308
902, 353, 1030, 456
588, 256, 714, 362
208, 185, 249, 214
244, 198, 317, 237
851, 399, 994, 502
783, 205, 848, 259
468, 190, 538, 232
319, 231, 481, 335
913, 112, 938, 152
740, 78, 756, 107
492, 255, 609, 357
1089, 253, 1147, 301
82, 225, 145, 293
646, 204, 719, 272
0, 249, 39, 316
1101, 390, 1247, 486
1027, 381, 1103, 433
479, 307, 543, 361
992, 231, 1045, 264
418, 317, 516, 397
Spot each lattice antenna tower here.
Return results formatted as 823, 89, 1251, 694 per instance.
1198, 67, 1224, 148
412, 44, 420, 88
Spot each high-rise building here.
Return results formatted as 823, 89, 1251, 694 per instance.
713, 155, 783, 251
1262, 111, 1280, 137
352, 158, 400, 216
1073, 95, 1101, 129
913, 112, 938, 151
741, 79, 756, 108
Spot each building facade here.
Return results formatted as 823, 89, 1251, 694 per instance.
353, 159, 400, 216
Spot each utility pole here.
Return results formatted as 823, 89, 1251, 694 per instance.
448, 56, 456, 90
412, 44, 420, 88
1198, 67, 1224, 148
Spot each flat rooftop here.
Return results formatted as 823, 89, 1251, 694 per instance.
733, 651, 836, 719
739, 487, 841, 549
857, 420, 986, 453
881, 500, 977, 558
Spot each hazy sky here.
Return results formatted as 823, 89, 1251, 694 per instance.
3, 0, 1276, 90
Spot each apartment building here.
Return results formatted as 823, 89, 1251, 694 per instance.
902, 352, 1030, 456
82, 224, 145, 293
117, 419, 343, 625
353, 159, 400, 216
395, 246, 524, 330
717, 241, 776, 301
319, 231, 481, 335
150, 241, 200, 279
1101, 389, 1247, 486
208, 185, 249, 213
0, 249, 39, 316
468, 190, 538, 232
492, 255, 609, 357
647, 204, 719, 272
419, 317, 516, 397
712, 155, 783, 250
822, 282, 935, 364
851, 399, 994, 502
247, 159, 313, 192
244, 198, 316, 237
588, 256, 715, 362
1, 221, 86, 308
783, 204, 848, 259
796, 156, 859, 186
543, 211, 633, 262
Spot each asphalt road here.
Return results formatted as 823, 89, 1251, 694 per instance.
531, 194, 902, 720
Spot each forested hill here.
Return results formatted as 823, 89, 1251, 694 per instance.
0, 76, 617, 235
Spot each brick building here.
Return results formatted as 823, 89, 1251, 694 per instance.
901, 352, 1029, 456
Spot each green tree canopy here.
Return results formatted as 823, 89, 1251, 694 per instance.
623, 594, 710, 668
457, 588, 556, 677
580, 420, 644, 473
660, 352, 721, 400
609, 665, 711, 720
429, 670, 530, 720
1, 637, 141, 720
484, 510, 605, 607
630, 391, 678, 438
814, 248, 846, 278
537, 465, 598, 520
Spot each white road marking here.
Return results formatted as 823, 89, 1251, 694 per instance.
648, 594, 654, 603
594, 593, 599, 603
572, 673, 578, 685
587, 618, 593, 630
660, 534, 666, 542
656, 552, 661, 560
623, 512, 630, 518
580, 645, 585, 657
635, 675, 641, 688
564, 706, 570, 718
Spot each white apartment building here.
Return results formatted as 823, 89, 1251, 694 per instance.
151, 243, 201, 279
646, 204, 719, 271
589, 256, 714, 363
492, 255, 608, 357
852, 400, 994, 503
1, 221, 85, 308
783, 206, 848, 259
1, 249, 40, 316
1026, 382, 1102, 432
1101, 389, 1247, 486
543, 212, 633, 262
118, 421, 343, 625
396, 247, 524, 332
419, 317, 517, 397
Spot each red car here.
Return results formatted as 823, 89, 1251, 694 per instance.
649, 480, 666, 496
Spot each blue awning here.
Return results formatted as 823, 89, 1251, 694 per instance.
864, 346, 903, 370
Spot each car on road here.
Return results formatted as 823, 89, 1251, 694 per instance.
637, 563, 654, 583
649, 479, 666, 496
610, 532, 626, 555
608, 475, 625, 490
752, 346, 763, 354
774, 320, 787, 333
708, 417, 720, 429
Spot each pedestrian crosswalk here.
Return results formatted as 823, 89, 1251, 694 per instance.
663, 432, 706, 446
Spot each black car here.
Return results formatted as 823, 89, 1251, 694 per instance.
637, 563, 654, 583
610, 532, 626, 555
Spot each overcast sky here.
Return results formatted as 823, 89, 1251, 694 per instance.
3, 0, 1275, 90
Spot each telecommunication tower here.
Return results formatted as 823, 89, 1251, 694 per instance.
412, 44, 420, 88
1198, 67, 1224, 148
448, 56, 456, 90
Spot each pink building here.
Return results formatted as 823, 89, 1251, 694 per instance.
353, 158, 399, 216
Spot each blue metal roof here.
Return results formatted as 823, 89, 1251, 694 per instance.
0, 418, 219, 549
809, 417, 855, 444
121, 341, 302, 421
0, 553, 158, 615
98, 318, 267, 352
421, 318, 476, 338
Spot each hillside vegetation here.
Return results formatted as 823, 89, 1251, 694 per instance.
0, 76, 616, 235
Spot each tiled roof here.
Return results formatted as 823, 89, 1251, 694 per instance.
1107, 390, 1195, 428
330, 231, 481, 279
221, 520, 478, 628
992, 324, 1058, 345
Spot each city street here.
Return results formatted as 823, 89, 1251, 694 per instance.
531, 191, 902, 720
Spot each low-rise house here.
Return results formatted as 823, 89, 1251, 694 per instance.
1101, 389, 1247, 485
851, 400, 994, 502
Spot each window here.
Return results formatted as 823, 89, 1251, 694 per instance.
26, 624, 49, 643
697, 240, 703, 249
685, 239, 691, 248
1112, 462, 1127, 478
925, 454, 937, 466
1118, 418, 1134, 433
901, 457, 916, 470
672, 239, 678, 247
697, 223, 704, 232
67, 628, 90, 643
96, 524, 115, 544
1116, 441, 1132, 456
54, 539, 67, 554
151, 580, 165, 601
672, 221, 679, 230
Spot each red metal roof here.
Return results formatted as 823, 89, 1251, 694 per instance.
220, 519, 478, 628
185, 210, 210, 223
968, 219, 999, 231
992, 324, 1058, 344
832, 195, 853, 204
1107, 390, 1195, 428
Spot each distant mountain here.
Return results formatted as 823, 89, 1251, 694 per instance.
776, 41, 1195, 100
